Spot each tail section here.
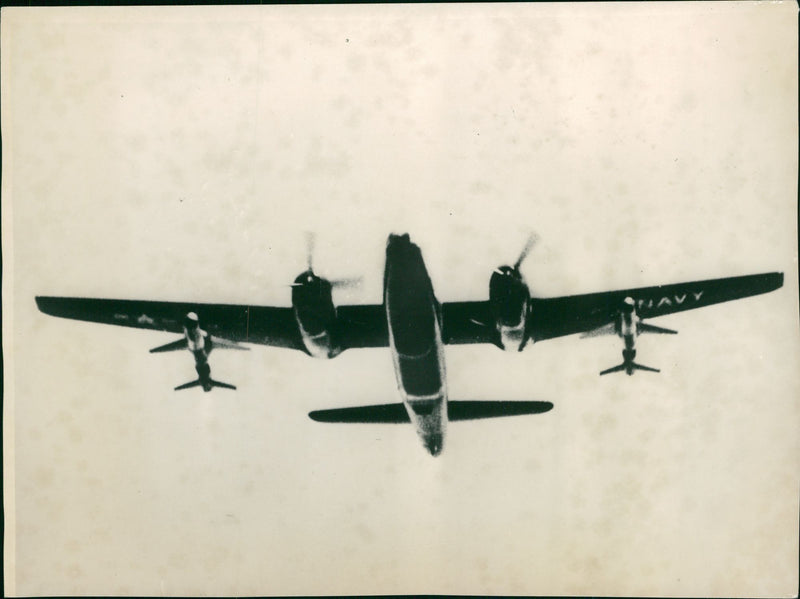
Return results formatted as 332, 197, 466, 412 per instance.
152, 333, 241, 391
584, 298, 676, 376
175, 379, 203, 391
309, 400, 554, 423
599, 363, 627, 376
600, 361, 660, 376
447, 400, 553, 421
209, 379, 236, 390
309, 403, 410, 423
600, 349, 660, 376
174, 378, 237, 391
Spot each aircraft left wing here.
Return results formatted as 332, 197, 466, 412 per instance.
35, 296, 306, 351
34, 295, 500, 352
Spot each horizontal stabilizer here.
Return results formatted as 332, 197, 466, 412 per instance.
447, 400, 553, 421
174, 378, 237, 391
210, 379, 237, 390
599, 363, 626, 375
638, 322, 678, 335
175, 379, 202, 390
309, 403, 409, 424
600, 362, 660, 376
150, 338, 188, 353
309, 400, 554, 424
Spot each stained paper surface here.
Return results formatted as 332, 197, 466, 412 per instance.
2, 3, 798, 596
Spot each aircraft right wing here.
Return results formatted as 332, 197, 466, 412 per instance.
528, 271, 784, 342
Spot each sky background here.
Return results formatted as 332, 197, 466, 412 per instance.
3, 3, 799, 596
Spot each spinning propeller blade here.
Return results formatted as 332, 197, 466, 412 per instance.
513, 233, 539, 270
305, 231, 316, 272
330, 276, 363, 290
297, 232, 362, 290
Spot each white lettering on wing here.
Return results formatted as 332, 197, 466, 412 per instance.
636, 290, 703, 313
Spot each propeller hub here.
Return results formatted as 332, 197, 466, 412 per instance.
495, 265, 520, 278
298, 233, 363, 290
293, 270, 322, 287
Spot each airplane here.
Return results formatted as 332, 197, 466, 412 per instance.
149, 311, 249, 391
36, 233, 784, 456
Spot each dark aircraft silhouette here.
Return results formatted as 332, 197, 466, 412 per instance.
149, 311, 248, 391
36, 233, 783, 455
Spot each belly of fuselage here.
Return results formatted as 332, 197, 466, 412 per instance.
384, 234, 444, 397
405, 396, 446, 456
384, 234, 448, 455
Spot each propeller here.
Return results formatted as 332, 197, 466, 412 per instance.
329, 276, 363, 290
292, 232, 363, 290
305, 231, 316, 272
493, 233, 539, 276
513, 233, 539, 271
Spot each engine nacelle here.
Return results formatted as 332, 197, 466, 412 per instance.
292, 270, 341, 358
489, 265, 531, 351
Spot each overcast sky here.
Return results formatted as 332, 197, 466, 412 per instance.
3, 3, 798, 596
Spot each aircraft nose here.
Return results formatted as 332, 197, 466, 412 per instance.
424, 433, 444, 457
622, 296, 635, 313
387, 233, 411, 247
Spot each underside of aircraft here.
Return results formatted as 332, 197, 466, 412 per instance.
36, 233, 784, 455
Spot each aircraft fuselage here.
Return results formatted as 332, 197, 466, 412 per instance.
383, 234, 447, 456
184, 319, 216, 391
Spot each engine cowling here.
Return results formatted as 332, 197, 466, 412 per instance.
489, 265, 531, 351
292, 270, 341, 358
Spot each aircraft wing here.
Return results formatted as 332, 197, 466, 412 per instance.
440, 301, 500, 346
35, 296, 305, 351
34, 271, 782, 352
334, 304, 389, 349
34, 296, 498, 351
528, 271, 784, 342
